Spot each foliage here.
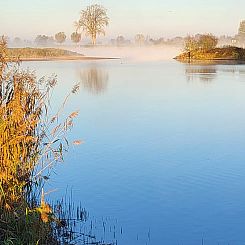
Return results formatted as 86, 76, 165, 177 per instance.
35, 35, 54, 47
184, 35, 199, 52
0, 36, 115, 245
13, 37, 22, 46
0, 36, 80, 244
77, 4, 109, 45
71, 32, 81, 44
175, 46, 245, 61
198, 34, 218, 50
184, 34, 218, 52
55, 32, 66, 44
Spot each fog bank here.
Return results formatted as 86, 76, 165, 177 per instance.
69, 46, 182, 62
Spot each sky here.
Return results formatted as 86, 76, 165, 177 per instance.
1, 0, 245, 40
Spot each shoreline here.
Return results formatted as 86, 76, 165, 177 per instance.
174, 58, 245, 65
174, 47, 245, 64
17, 55, 120, 62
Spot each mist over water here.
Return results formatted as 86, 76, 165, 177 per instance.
68, 45, 182, 62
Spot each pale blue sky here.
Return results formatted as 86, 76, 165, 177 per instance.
1, 0, 245, 39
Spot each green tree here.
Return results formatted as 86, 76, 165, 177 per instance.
76, 4, 109, 45
55, 32, 66, 44
71, 32, 81, 44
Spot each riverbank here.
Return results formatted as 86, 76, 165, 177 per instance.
18, 56, 119, 61
7, 47, 119, 61
174, 46, 245, 62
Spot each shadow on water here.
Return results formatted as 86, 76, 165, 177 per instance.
79, 65, 109, 95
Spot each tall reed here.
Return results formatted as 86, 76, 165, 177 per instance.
0, 36, 78, 244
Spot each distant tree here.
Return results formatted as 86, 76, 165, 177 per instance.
35, 35, 49, 46
47, 36, 55, 45
55, 32, 66, 44
71, 32, 81, 44
34, 35, 54, 46
198, 34, 218, 50
13, 37, 22, 46
135, 34, 145, 46
116, 35, 125, 46
76, 4, 109, 45
184, 35, 199, 52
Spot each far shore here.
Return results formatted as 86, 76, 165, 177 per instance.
17, 56, 120, 62
6, 47, 120, 62
174, 46, 245, 63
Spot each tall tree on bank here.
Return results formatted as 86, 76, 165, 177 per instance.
76, 4, 109, 45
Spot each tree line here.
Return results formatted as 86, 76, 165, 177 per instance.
33, 4, 109, 46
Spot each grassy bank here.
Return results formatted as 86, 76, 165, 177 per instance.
175, 46, 245, 62
6, 47, 84, 60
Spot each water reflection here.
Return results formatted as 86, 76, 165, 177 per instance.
220, 67, 245, 76
185, 64, 245, 82
79, 65, 109, 95
185, 65, 217, 83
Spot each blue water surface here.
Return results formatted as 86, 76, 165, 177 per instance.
23, 59, 245, 245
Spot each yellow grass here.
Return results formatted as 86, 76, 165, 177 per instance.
0, 36, 80, 243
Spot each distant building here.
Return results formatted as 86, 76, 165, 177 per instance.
238, 20, 245, 37
237, 20, 245, 47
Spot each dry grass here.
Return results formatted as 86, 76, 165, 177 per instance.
6, 48, 82, 59
0, 36, 79, 244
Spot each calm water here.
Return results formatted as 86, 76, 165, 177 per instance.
23, 59, 245, 245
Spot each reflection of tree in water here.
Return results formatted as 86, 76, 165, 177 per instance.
220, 67, 245, 76
185, 66, 217, 83
80, 66, 109, 94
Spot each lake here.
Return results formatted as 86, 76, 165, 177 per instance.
22, 55, 245, 245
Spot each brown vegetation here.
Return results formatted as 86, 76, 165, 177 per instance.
175, 46, 245, 61
0, 36, 80, 244
6, 47, 83, 60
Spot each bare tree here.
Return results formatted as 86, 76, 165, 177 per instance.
77, 4, 109, 45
